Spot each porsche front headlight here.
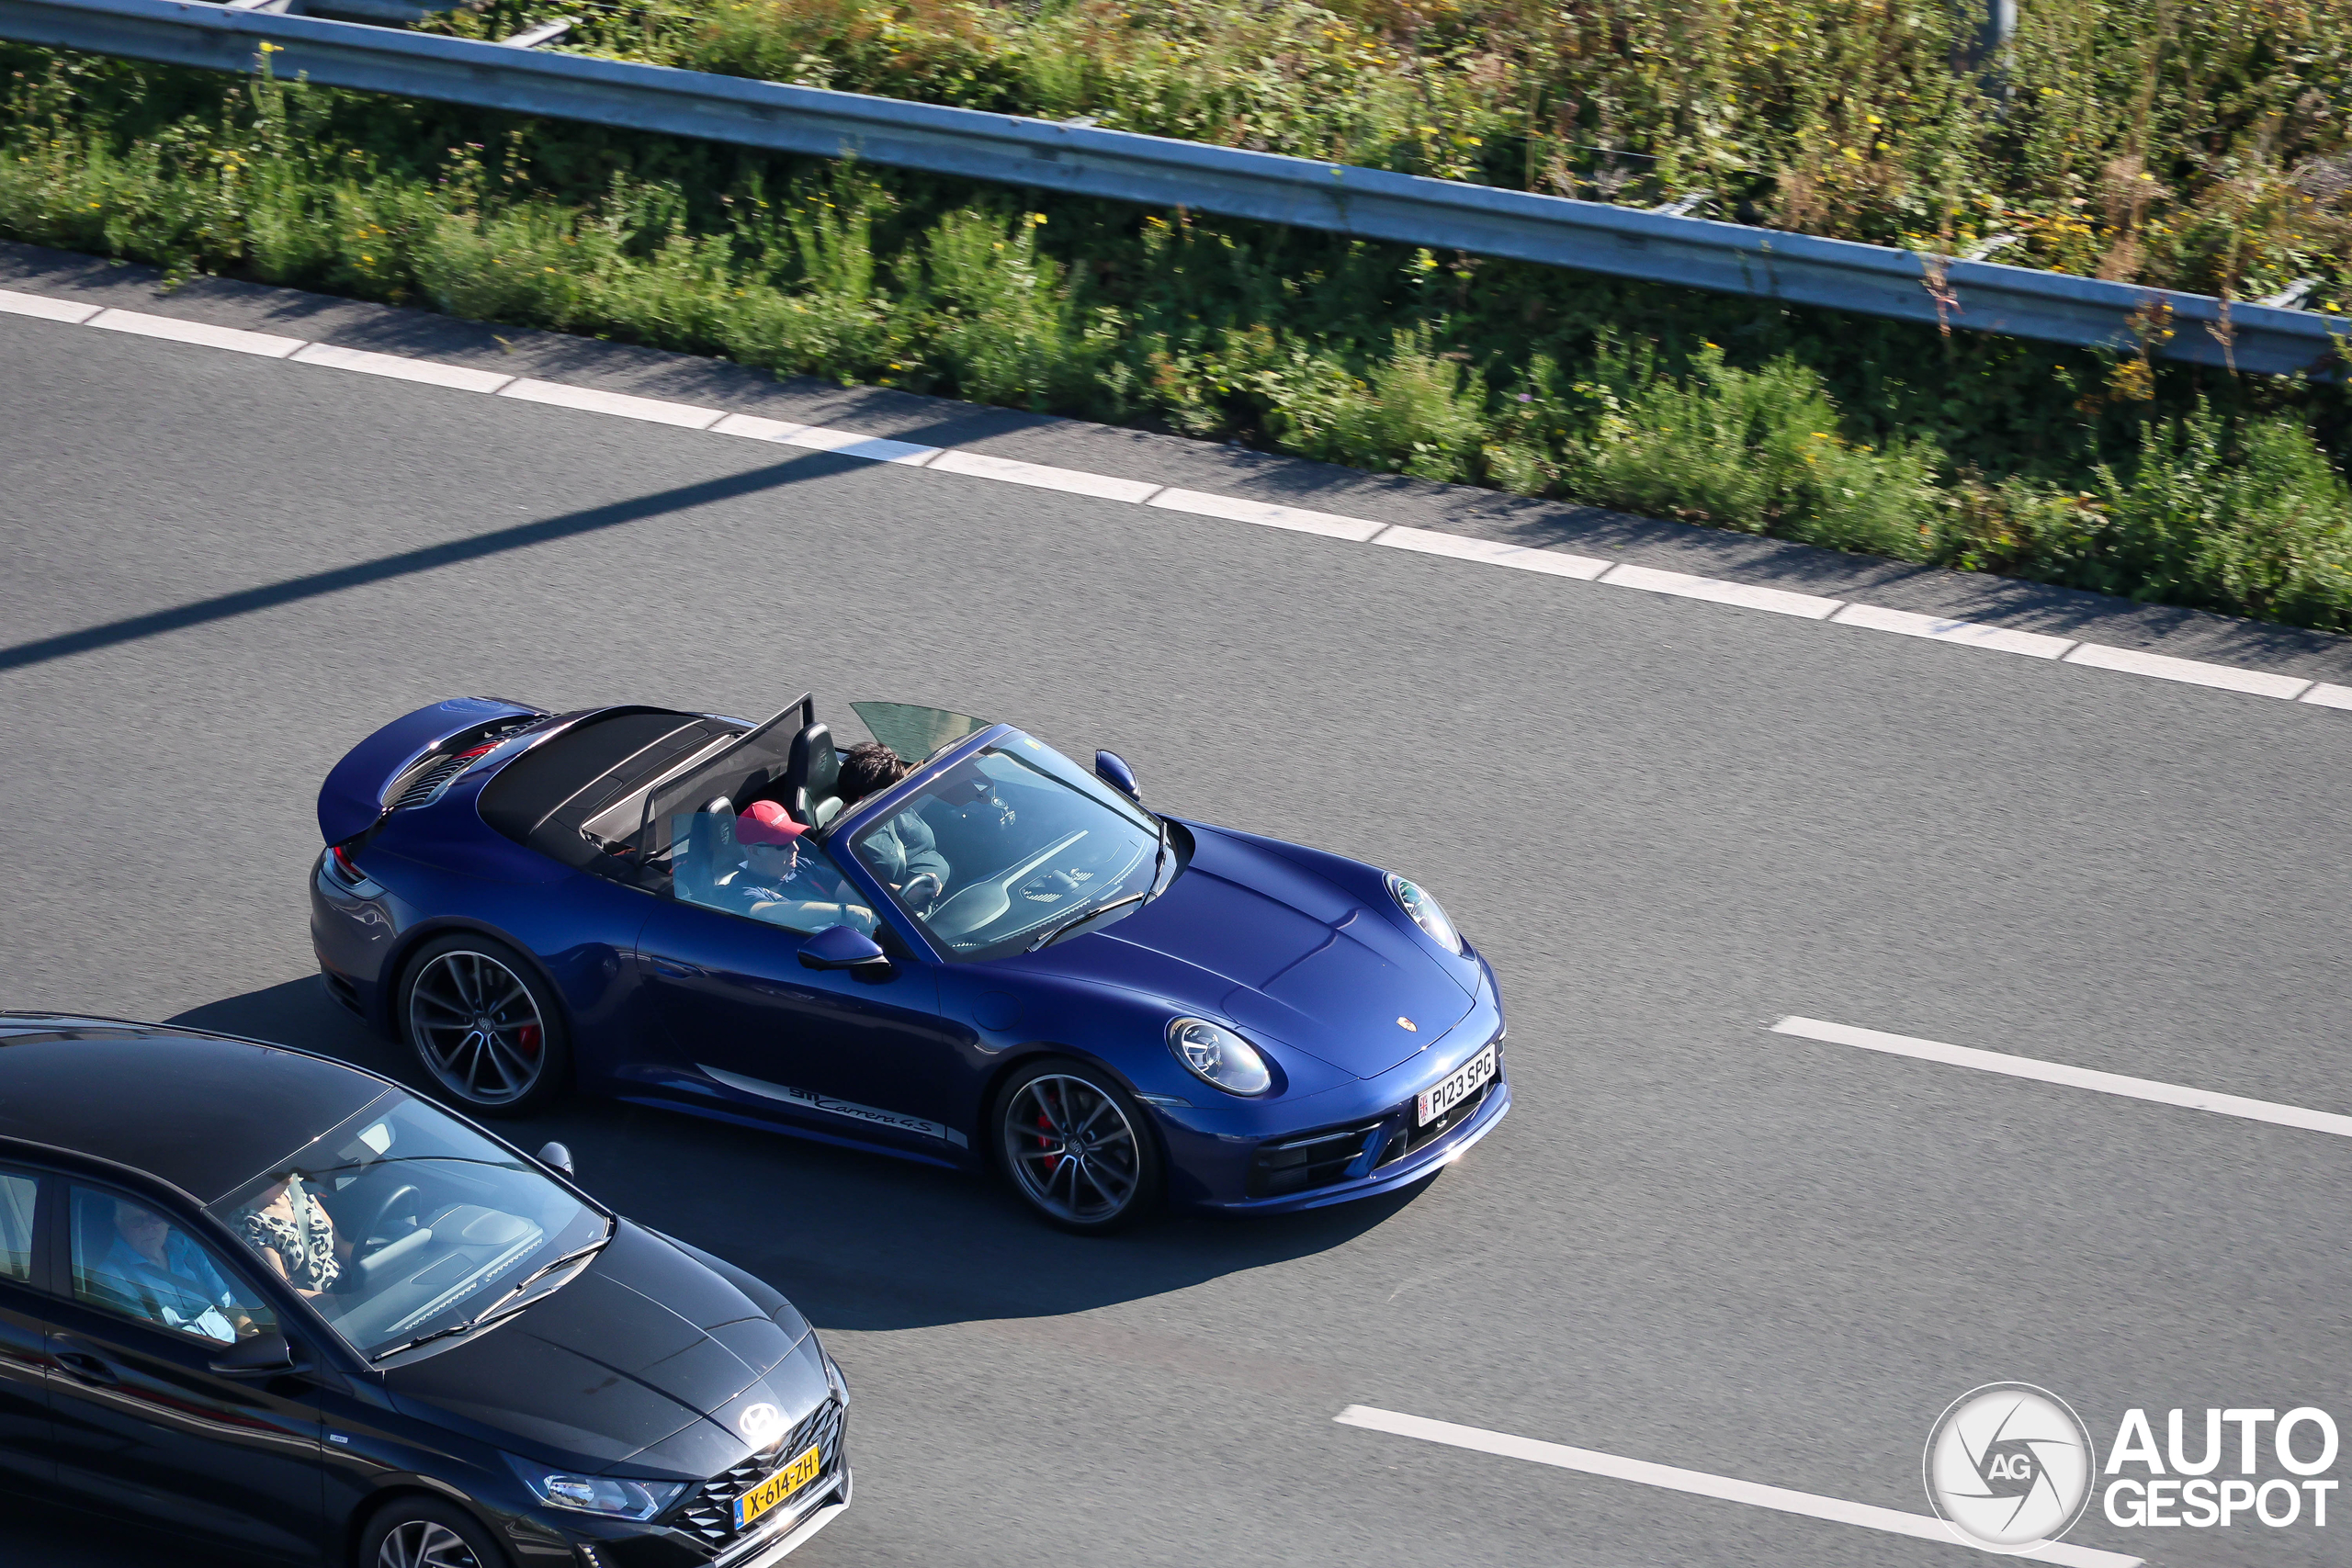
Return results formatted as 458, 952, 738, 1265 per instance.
1385, 873, 1463, 955
1167, 1018, 1272, 1096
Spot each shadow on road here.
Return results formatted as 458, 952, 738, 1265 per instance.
169, 978, 1421, 1335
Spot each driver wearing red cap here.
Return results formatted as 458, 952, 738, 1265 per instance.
718, 801, 875, 933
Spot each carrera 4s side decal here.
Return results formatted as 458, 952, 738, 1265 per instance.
698, 1064, 970, 1148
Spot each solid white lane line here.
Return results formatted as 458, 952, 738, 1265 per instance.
929, 448, 1162, 502
0, 287, 101, 324
290, 342, 515, 394
1829, 601, 2075, 659
497, 378, 724, 429
767, 423, 940, 466
1333, 1407, 2139, 1568
2061, 640, 2314, 699
1771, 1016, 2352, 1139
709, 411, 811, 444
1599, 561, 1843, 620
1372, 524, 1611, 579
1148, 488, 1387, 541
2301, 682, 2352, 709
87, 308, 303, 358
11, 277, 2349, 716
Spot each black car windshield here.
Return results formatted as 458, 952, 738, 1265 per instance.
207, 1090, 607, 1359
848, 730, 1168, 959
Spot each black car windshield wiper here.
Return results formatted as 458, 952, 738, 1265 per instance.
368, 1237, 606, 1361
1028, 819, 1172, 953
1028, 890, 1148, 953
1145, 815, 1171, 903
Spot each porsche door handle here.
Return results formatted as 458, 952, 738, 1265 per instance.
55, 1350, 119, 1384
647, 956, 703, 979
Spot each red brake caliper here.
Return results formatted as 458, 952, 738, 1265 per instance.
1035, 1111, 1059, 1177
515, 1023, 542, 1057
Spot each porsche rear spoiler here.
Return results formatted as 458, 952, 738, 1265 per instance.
316, 696, 548, 844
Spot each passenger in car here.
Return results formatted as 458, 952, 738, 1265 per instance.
238, 1174, 344, 1298
94, 1199, 252, 1343
723, 802, 876, 932
838, 741, 949, 905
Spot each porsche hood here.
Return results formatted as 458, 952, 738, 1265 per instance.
1024, 824, 1474, 1080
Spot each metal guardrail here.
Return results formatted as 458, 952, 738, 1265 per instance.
4, 0, 2344, 378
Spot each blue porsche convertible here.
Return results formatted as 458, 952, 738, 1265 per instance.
311, 696, 1508, 1230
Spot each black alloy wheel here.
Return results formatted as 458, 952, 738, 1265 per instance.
359, 1497, 509, 1568
995, 1058, 1162, 1233
399, 932, 570, 1116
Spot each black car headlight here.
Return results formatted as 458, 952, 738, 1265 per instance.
1167, 1018, 1272, 1096
1385, 873, 1463, 955
519, 1469, 687, 1521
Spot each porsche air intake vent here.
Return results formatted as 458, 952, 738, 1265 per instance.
381, 716, 548, 811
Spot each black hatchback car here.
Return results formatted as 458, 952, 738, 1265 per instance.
0, 1013, 851, 1568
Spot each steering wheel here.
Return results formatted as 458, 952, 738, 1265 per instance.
927, 829, 1090, 939
356, 1183, 423, 1251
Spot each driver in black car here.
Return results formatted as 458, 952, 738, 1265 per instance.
837, 741, 950, 907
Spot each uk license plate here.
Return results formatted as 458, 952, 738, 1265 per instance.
734, 1443, 822, 1530
1417, 1044, 1496, 1127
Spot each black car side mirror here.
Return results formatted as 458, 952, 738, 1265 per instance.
210, 1331, 298, 1378
800, 924, 890, 971
1094, 750, 1139, 798
536, 1141, 575, 1178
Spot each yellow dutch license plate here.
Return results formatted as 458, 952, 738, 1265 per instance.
733, 1443, 822, 1530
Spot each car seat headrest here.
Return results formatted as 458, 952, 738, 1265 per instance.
784, 724, 841, 828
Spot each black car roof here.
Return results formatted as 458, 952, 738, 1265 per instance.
0, 1014, 390, 1205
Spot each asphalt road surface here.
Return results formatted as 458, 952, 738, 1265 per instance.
4, 294, 2349, 1568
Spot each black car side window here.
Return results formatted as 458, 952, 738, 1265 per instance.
0, 1170, 35, 1282
67, 1185, 278, 1346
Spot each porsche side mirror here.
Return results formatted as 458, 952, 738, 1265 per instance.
1094, 750, 1139, 798
210, 1331, 297, 1378
801, 924, 889, 971
536, 1141, 575, 1178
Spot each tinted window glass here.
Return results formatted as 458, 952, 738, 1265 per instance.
848, 701, 989, 763
0, 1171, 35, 1281
669, 812, 879, 936
208, 1091, 606, 1360
69, 1187, 277, 1345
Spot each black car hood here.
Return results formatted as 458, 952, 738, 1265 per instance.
1023, 825, 1471, 1079
385, 1222, 816, 1476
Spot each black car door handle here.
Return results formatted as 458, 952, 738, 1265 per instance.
56, 1350, 118, 1384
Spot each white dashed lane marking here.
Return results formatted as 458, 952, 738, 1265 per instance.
1771, 1016, 2352, 1139
1333, 1406, 2141, 1568
3, 279, 2344, 713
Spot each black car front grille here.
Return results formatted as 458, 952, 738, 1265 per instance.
1247, 1118, 1385, 1199
673, 1398, 845, 1557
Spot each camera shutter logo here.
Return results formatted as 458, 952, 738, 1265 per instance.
1924, 1383, 2097, 1551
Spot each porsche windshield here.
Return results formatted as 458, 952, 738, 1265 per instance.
207, 1091, 607, 1360
848, 731, 1168, 959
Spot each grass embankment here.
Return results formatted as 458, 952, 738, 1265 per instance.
422, 0, 2352, 310
4, 38, 2352, 629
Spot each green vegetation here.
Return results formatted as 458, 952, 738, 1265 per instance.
419, 0, 2352, 310
4, 37, 2351, 629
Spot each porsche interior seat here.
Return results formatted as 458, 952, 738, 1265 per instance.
780, 723, 843, 828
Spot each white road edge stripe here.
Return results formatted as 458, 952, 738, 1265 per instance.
1333, 1406, 2141, 1568
7, 279, 2342, 712
1771, 1016, 2352, 1139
